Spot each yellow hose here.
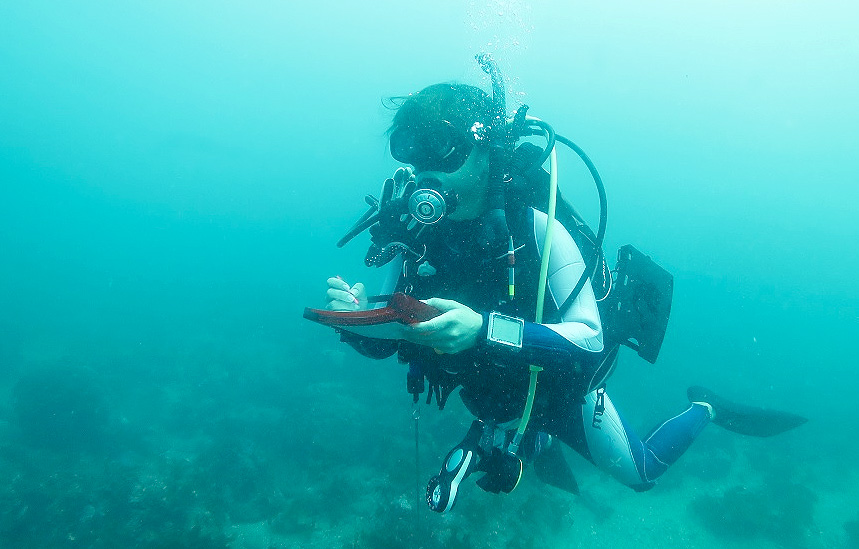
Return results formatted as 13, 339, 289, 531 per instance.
509, 139, 557, 454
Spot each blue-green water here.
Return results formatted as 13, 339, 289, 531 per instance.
1, 1, 857, 547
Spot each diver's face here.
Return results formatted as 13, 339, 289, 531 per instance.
415, 146, 490, 221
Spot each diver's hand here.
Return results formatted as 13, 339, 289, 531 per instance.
391, 166, 415, 197
403, 298, 483, 354
325, 277, 367, 311
378, 166, 415, 209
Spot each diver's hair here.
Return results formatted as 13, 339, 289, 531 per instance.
386, 83, 494, 138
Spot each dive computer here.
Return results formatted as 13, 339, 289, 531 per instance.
486, 312, 524, 350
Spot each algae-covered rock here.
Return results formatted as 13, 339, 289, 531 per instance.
690, 481, 817, 547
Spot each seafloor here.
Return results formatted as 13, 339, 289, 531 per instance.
0, 327, 855, 549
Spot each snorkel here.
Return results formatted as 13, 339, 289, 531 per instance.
475, 53, 512, 250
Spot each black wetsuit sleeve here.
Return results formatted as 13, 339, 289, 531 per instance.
337, 329, 399, 360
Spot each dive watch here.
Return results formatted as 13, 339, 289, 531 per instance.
486, 312, 524, 350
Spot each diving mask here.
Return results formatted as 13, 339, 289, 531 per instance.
390, 120, 487, 174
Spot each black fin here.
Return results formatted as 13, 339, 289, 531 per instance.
533, 439, 579, 495
688, 386, 808, 437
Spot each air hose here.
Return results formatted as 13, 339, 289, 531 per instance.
508, 133, 558, 455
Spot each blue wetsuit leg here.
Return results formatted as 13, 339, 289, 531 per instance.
554, 388, 711, 491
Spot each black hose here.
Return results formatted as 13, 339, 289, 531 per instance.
526, 119, 557, 167
553, 133, 608, 316
336, 210, 379, 248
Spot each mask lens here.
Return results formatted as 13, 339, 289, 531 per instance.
390, 121, 474, 173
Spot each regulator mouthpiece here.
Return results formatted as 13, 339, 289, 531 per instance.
408, 181, 458, 225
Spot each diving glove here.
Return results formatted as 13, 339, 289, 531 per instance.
365, 167, 424, 266
338, 167, 459, 267
336, 167, 418, 264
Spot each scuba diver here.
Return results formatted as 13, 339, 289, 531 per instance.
320, 55, 807, 513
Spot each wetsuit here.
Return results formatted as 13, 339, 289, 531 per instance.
342, 204, 711, 492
